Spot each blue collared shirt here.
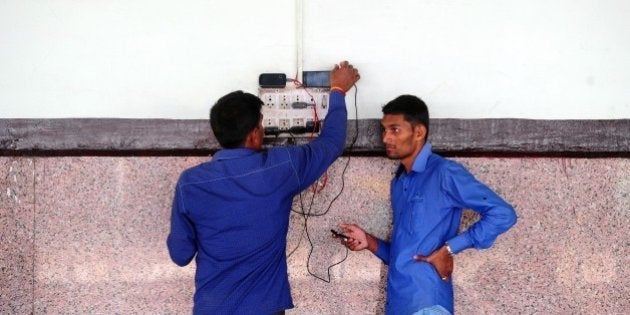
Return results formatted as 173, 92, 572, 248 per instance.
374, 143, 517, 314
167, 91, 348, 314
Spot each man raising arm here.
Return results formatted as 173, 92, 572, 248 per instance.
168, 61, 360, 314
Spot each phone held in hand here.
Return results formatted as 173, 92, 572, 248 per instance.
330, 229, 349, 241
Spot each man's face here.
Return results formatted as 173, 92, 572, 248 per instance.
381, 114, 425, 163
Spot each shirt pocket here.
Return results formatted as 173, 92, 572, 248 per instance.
406, 194, 425, 234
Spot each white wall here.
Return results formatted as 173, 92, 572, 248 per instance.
1, 0, 629, 119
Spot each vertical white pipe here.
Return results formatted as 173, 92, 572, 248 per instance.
296, 0, 303, 82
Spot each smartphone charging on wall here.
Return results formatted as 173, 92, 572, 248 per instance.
302, 71, 330, 88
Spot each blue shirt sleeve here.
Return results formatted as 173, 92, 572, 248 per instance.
166, 183, 198, 266
442, 161, 517, 254
374, 239, 391, 265
286, 90, 348, 191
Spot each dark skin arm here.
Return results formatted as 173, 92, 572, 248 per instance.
414, 246, 454, 282
338, 224, 454, 282
330, 60, 360, 91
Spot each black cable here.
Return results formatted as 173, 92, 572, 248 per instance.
286, 129, 319, 260
290, 85, 359, 217
288, 85, 359, 282
286, 174, 318, 259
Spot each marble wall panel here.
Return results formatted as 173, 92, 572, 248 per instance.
32, 156, 205, 314
0, 158, 35, 314
0, 156, 627, 314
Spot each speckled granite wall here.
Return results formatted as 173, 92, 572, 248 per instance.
1, 156, 628, 314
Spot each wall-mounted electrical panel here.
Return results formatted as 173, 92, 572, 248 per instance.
259, 83, 330, 137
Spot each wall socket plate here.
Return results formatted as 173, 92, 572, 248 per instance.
259, 82, 329, 137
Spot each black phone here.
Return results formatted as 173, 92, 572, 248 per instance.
330, 229, 349, 240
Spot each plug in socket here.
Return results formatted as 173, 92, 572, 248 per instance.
291, 93, 309, 109
278, 118, 290, 130
306, 120, 320, 132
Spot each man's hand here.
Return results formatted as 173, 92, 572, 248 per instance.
414, 246, 454, 282
330, 60, 360, 92
338, 223, 378, 253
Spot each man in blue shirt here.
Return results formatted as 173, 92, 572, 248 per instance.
167, 61, 360, 314
339, 95, 517, 315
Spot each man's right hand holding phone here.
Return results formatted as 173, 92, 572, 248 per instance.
337, 223, 378, 254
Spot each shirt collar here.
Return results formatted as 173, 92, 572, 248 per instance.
395, 142, 433, 177
213, 148, 258, 161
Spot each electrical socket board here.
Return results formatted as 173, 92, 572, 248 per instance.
259, 83, 330, 137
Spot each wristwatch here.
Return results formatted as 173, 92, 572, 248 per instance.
445, 242, 455, 256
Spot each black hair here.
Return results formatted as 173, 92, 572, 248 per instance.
210, 90, 263, 149
382, 94, 429, 139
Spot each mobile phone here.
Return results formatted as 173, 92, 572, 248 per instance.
303, 71, 331, 88
330, 229, 349, 241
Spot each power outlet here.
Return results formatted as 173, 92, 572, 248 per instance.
292, 118, 304, 127
279, 94, 290, 110
291, 91, 312, 109
291, 90, 304, 108
258, 84, 329, 138
262, 93, 277, 109
319, 94, 328, 110
278, 118, 290, 130
264, 118, 277, 127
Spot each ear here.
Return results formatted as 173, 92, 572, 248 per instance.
414, 124, 427, 142
244, 126, 263, 150
252, 126, 263, 146
243, 127, 260, 149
